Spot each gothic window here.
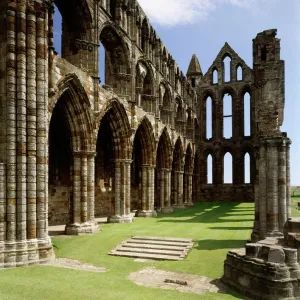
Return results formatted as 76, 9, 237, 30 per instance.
237, 65, 243, 81
213, 68, 218, 84
223, 56, 231, 82
223, 94, 232, 139
244, 92, 251, 136
244, 153, 250, 184
206, 96, 213, 140
223, 152, 233, 184
207, 154, 213, 184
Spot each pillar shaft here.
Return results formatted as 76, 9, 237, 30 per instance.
136, 165, 156, 217
108, 159, 133, 223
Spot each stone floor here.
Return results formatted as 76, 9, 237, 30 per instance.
44, 258, 106, 273
48, 214, 136, 236
128, 267, 228, 295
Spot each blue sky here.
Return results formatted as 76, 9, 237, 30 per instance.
54, 0, 300, 185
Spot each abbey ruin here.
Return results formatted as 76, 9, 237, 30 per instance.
0, 0, 298, 299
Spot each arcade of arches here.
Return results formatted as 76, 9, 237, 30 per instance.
0, 1, 290, 282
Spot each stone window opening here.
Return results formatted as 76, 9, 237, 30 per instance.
223, 152, 233, 184
99, 43, 106, 85
244, 92, 251, 136
212, 68, 218, 84
223, 56, 231, 82
261, 46, 267, 61
207, 154, 213, 184
206, 96, 213, 140
237, 65, 243, 81
223, 94, 232, 139
244, 153, 251, 184
53, 4, 62, 56
110, 0, 116, 20
191, 78, 196, 88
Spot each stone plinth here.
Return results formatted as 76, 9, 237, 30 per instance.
65, 222, 99, 235
107, 215, 134, 224
0, 239, 54, 269
135, 210, 157, 218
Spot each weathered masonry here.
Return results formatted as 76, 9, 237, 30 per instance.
0, 0, 291, 289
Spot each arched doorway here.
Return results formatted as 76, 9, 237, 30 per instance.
131, 118, 157, 217
171, 138, 185, 209
48, 76, 97, 235
155, 129, 173, 213
184, 145, 194, 206
95, 100, 133, 223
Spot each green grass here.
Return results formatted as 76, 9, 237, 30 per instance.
0, 202, 255, 300
291, 197, 300, 217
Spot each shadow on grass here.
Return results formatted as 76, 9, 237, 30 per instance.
208, 226, 252, 231
195, 239, 247, 250
157, 202, 254, 224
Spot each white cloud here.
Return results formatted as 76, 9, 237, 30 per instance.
138, 0, 267, 27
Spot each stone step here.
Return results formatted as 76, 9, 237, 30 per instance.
122, 242, 187, 251
116, 246, 183, 256
132, 236, 193, 243
109, 251, 183, 261
127, 239, 192, 247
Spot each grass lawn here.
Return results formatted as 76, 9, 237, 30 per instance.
0, 202, 256, 299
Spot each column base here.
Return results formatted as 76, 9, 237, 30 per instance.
135, 210, 157, 218
185, 202, 194, 207
161, 207, 173, 213
173, 204, 186, 209
222, 239, 300, 300
107, 215, 134, 224
0, 238, 54, 268
65, 222, 99, 235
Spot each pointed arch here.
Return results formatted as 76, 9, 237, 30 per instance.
133, 117, 156, 165
49, 73, 95, 151
157, 128, 173, 169
99, 23, 131, 90
96, 99, 131, 160
173, 138, 184, 171
184, 144, 194, 174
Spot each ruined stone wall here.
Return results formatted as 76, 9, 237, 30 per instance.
195, 43, 256, 202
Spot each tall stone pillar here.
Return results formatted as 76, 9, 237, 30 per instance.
185, 173, 194, 207
136, 165, 157, 217
108, 159, 133, 223
173, 171, 185, 209
0, 0, 54, 268
66, 151, 99, 235
161, 169, 173, 213
251, 136, 291, 241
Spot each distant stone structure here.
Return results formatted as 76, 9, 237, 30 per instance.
0, 3, 294, 298
222, 30, 298, 299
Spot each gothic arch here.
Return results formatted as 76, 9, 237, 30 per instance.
49, 73, 95, 151
133, 117, 156, 165
173, 138, 184, 172
156, 127, 173, 169
96, 99, 131, 160
54, 0, 92, 34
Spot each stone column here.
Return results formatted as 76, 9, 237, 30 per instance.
108, 159, 133, 223
66, 152, 99, 234
251, 136, 291, 241
87, 154, 95, 222
136, 165, 157, 217
286, 140, 291, 220
161, 169, 173, 213
278, 140, 287, 230
266, 140, 279, 235
185, 173, 194, 207
0, 164, 6, 242
174, 171, 185, 209
0, 1, 53, 268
